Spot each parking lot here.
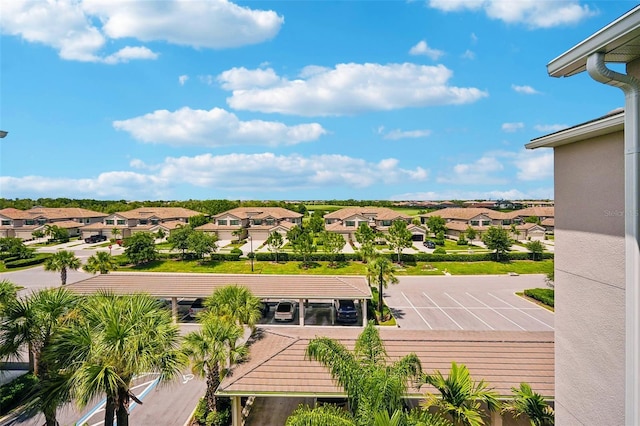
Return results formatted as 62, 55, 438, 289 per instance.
385, 275, 554, 331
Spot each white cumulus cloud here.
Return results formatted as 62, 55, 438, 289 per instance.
512, 84, 540, 95
438, 155, 507, 185
409, 40, 444, 60
514, 150, 554, 181
534, 124, 569, 133
0, 0, 283, 62
113, 107, 327, 147
502, 122, 525, 132
379, 127, 432, 140
428, 0, 595, 28
0, 153, 428, 199
219, 63, 488, 116
178, 75, 189, 86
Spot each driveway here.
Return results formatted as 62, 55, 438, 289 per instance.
384, 275, 553, 331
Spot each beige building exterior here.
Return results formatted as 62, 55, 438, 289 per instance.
0, 207, 107, 240
202, 207, 303, 241
528, 6, 640, 422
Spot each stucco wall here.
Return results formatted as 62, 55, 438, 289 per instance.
554, 131, 625, 425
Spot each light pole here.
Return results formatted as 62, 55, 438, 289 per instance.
249, 235, 254, 272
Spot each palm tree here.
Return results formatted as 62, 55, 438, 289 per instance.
47, 292, 185, 426
366, 256, 399, 319
0, 279, 18, 314
202, 284, 262, 329
286, 404, 355, 426
502, 383, 554, 426
419, 362, 500, 426
182, 316, 247, 414
44, 250, 81, 285
82, 251, 118, 274
0, 287, 79, 426
303, 322, 422, 424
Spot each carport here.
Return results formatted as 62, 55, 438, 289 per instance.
65, 273, 372, 326
218, 327, 555, 426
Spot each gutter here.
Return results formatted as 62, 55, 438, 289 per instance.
587, 51, 640, 425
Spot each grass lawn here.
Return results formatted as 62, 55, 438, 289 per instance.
120, 258, 553, 276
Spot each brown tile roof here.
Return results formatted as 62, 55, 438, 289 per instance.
0, 208, 33, 220
27, 207, 107, 219
422, 208, 510, 221
541, 218, 555, 226
66, 273, 372, 300
218, 327, 554, 399
324, 207, 411, 221
513, 207, 554, 218
325, 222, 353, 233
45, 220, 84, 229
212, 207, 302, 220
117, 207, 202, 220
195, 223, 243, 231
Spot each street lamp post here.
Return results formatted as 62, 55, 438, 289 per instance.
249, 235, 254, 272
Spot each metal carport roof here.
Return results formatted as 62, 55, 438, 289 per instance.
65, 272, 372, 300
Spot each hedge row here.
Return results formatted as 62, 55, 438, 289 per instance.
524, 288, 555, 307
4, 254, 51, 269
0, 373, 38, 415
254, 251, 553, 263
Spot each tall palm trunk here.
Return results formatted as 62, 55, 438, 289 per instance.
104, 396, 116, 426
378, 271, 384, 319
60, 268, 67, 286
205, 361, 221, 412
116, 387, 131, 426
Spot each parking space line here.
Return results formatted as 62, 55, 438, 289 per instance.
444, 293, 495, 330
465, 292, 526, 330
401, 292, 433, 329
488, 293, 553, 329
422, 292, 463, 330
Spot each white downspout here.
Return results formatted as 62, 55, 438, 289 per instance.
587, 51, 640, 425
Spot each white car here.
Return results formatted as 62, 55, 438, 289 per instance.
274, 300, 297, 322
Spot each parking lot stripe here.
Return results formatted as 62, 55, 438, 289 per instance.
422, 292, 464, 330
401, 292, 433, 329
444, 292, 495, 330
488, 293, 553, 329
465, 292, 526, 331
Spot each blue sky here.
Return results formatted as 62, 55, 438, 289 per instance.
0, 1, 635, 201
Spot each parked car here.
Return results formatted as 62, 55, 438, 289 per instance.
423, 240, 436, 249
84, 234, 107, 244
334, 299, 358, 323
188, 298, 205, 319
274, 300, 297, 322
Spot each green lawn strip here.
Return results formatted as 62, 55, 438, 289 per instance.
516, 289, 555, 312
120, 259, 553, 275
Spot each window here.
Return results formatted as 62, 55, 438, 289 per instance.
345, 220, 355, 227
218, 220, 227, 225
1, 220, 10, 226
85, 219, 90, 224
382, 220, 392, 226
25, 220, 35, 225
253, 219, 262, 225
106, 219, 115, 225
151, 219, 158, 225
470, 220, 479, 226
266, 219, 275, 225
482, 220, 491, 226
37, 219, 46, 225
139, 220, 148, 225
117, 220, 126, 225
230, 220, 240, 226
502, 220, 511, 226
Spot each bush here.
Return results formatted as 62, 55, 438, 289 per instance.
230, 248, 242, 255
193, 397, 231, 426
4, 253, 51, 269
456, 238, 468, 245
0, 373, 38, 415
524, 288, 554, 307
211, 253, 242, 261
433, 247, 447, 255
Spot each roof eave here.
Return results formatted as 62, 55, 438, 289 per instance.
548, 6, 640, 77
526, 112, 624, 149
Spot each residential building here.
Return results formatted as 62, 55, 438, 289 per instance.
0, 207, 107, 240
199, 207, 302, 241
80, 207, 202, 239
526, 7, 640, 423
324, 207, 425, 242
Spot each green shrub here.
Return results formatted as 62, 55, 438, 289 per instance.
524, 288, 554, 307
211, 253, 241, 261
433, 247, 447, 255
230, 248, 242, 255
0, 373, 38, 415
456, 238, 468, 245
4, 253, 51, 269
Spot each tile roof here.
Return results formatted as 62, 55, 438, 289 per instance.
422, 208, 510, 221
212, 207, 303, 220
45, 220, 84, 229
116, 207, 202, 220
66, 273, 372, 300
218, 327, 554, 399
0, 207, 107, 220
0, 208, 33, 220
541, 218, 555, 226
324, 207, 411, 221
195, 223, 243, 231
512, 207, 555, 218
